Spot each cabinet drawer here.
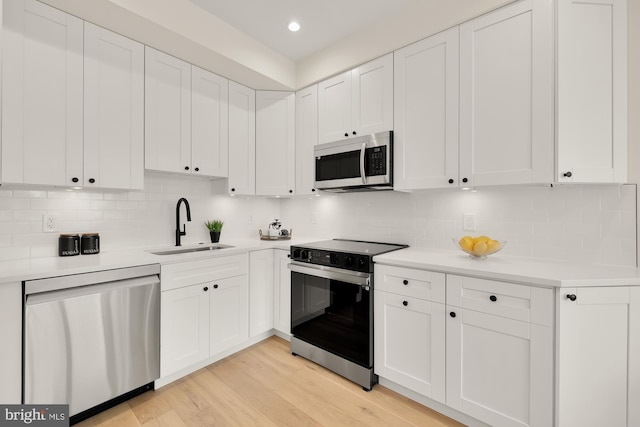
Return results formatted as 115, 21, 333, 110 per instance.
447, 275, 553, 326
375, 265, 445, 303
161, 254, 249, 291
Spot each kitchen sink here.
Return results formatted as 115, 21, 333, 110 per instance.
149, 244, 234, 255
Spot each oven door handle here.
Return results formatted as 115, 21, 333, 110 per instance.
360, 142, 367, 184
289, 262, 370, 287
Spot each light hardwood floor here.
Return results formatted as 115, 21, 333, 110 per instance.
76, 336, 464, 427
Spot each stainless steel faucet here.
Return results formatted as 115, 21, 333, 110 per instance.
175, 198, 191, 246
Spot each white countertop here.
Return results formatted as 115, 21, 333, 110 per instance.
3, 240, 639, 288
373, 248, 640, 288
0, 238, 303, 284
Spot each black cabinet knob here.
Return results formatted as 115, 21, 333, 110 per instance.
403, 279, 409, 285
88, 178, 95, 184
194, 167, 199, 172
203, 286, 209, 292
462, 177, 468, 183
490, 295, 497, 302
287, 254, 291, 258
448, 179, 454, 184
567, 294, 577, 301
289, 189, 293, 193
450, 312, 456, 318
231, 188, 236, 192
563, 171, 572, 178
312, 188, 316, 192
344, 133, 349, 137
402, 301, 408, 307
352, 131, 357, 135
71, 177, 79, 183
185, 166, 190, 171
213, 284, 219, 289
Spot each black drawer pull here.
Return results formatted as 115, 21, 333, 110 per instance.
203, 286, 208, 292
402, 301, 408, 307
566, 294, 577, 301
402, 279, 409, 285
450, 312, 456, 318
489, 295, 497, 302
213, 284, 219, 289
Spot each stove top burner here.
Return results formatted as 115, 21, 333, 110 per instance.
290, 239, 408, 273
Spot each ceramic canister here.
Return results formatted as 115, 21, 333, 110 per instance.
58, 234, 80, 256
81, 233, 100, 255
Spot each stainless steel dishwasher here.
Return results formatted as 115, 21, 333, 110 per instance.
23, 264, 160, 422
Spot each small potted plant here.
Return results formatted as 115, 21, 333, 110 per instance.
205, 220, 224, 243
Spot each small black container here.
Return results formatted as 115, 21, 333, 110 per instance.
59, 234, 80, 257
81, 233, 100, 255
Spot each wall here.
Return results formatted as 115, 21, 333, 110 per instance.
0, 173, 279, 260
281, 185, 637, 266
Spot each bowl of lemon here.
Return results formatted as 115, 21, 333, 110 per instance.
455, 235, 505, 259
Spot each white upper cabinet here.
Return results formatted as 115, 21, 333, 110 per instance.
459, 0, 554, 187
556, 0, 627, 183
84, 23, 144, 190
228, 81, 256, 195
255, 91, 295, 196
145, 47, 192, 175
1, 0, 83, 187
295, 85, 318, 196
394, 27, 460, 190
145, 48, 229, 178
318, 53, 393, 144
191, 66, 229, 178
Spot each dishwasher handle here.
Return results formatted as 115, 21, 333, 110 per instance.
25, 275, 159, 306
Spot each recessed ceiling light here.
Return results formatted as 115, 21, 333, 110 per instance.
288, 21, 300, 32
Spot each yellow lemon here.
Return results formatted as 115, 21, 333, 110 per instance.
473, 235, 491, 244
473, 241, 488, 255
486, 239, 502, 253
459, 237, 474, 252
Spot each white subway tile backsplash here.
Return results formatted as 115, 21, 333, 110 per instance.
0, 176, 636, 266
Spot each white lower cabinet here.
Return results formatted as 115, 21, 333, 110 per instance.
249, 250, 275, 337
0, 283, 22, 403
160, 255, 248, 379
374, 291, 446, 402
557, 286, 640, 427
273, 249, 291, 335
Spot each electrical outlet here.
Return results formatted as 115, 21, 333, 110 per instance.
463, 213, 477, 231
42, 214, 58, 233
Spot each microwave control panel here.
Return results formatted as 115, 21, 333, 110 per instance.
366, 147, 386, 176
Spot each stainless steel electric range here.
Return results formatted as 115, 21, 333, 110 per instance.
289, 239, 407, 390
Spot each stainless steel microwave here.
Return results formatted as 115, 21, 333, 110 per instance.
314, 131, 393, 192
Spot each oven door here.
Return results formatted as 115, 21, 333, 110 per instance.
289, 262, 372, 368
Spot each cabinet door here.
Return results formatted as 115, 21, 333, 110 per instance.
192, 66, 229, 177
295, 85, 318, 196
317, 70, 352, 144
556, 0, 627, 183
557, 287, 633, 427
352, 53, 393, 137
446, 307, 553, 427
249, 250, 274, 337
0, 283, 22, 403
255, 91, 295, 196
210, 275, 249, 355
394, 28, 459, 190
161, 284, 210, 377
374, 291, 446, 402
273, 249, 291, 335
84, 23, 144, 190
144, 47, 191, 174
228, 81, 256, 195
2, 0, 83, 186
459, 0, 554, 186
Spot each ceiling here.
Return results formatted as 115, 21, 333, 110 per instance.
189, 0, 416, 61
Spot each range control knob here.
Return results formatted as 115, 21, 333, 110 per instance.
357, 257, 368, 270
345, 255, 355, 267
301, 250, 309, 260
292, 249, 301, 259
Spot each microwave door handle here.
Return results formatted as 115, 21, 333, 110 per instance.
360, 142, 367, 184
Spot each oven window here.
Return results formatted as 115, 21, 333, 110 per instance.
315, 150, 361, 181
291, 272, 371, 367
